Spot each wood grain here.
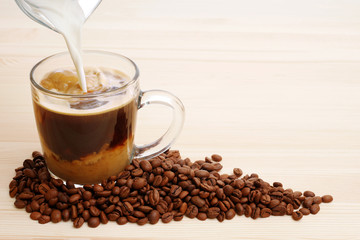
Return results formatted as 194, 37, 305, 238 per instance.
1, 0, 359, 239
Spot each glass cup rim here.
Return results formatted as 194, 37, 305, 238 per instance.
30, 50, 140, 98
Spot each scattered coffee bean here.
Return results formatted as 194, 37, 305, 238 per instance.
292, 211, 303, 221
225, 209, 236, 220
310, 204, 320, 214
38, 215, 51, 224
211, 154, 222, 162
148, 210, 160, 224
73, 217, 85, 228
304, 191, 315, 197
116, 216, 128, 225
313, 196, 322, 204
88, 217, 100, 228
322, 195, 333, 203
197, 212, 207, 221
233, 168, 242, 177
137, 217, 148, 226
299, 208, 310, 216
161, 212, 174, 223
9, 150, 333, 228
30, 212, 42, 220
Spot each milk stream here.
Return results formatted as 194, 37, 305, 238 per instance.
25, 0, 101, 92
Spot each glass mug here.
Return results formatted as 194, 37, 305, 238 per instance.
31, 50, 185, 184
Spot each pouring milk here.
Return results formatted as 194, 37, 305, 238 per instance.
18, 0, 102, 92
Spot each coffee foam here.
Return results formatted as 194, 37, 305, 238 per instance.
36, 67, 137, 115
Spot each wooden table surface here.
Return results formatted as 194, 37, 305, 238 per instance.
1, 0, 360, 239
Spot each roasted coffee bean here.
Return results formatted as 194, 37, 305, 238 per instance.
14, 199, 26, 209
322, 195, 333, 203
223, 185, 234, 196
211, 154, 222, 162
310, 204, 320, 214
18, 192, 34, 200
45, 189, 58, 201
149, 189, 160, 206
174, 213, 184, 221
304, 191, 315, 197
273, 182, 283, 187
286, 204, 294, 215
82, 191, 92, 201
38, 215, 51, 224
195, 170, 210, 178
104, 205, 115, 214
313, 196, 322, 204
88, 217, 100, 228
191, 196, 206, 208
233, 168, 242, 177
23, 169, 36, 178
23, 159, 35, 169
235, 203, 244, 216
260, 208, 272, 218
217, 212, 225, 222
71, 205, 77, 219
131, 168, 143, 177
251, 207, 261, 219
62, 209, 70, 221
299, 208, 310, 215
161, 212, 174, 223
95, 190, 111, 197
185, 205, 198, 219
207, 207, 220, 219
9, 187, 18, 198
132, 178, 147, 190
133, 211, 145, 218
303, 197, 313, 208
69, 194, 81, 204
25, 204, 32, 213
137, 217, 148, 226
170, 185, 182, 198
197, 212, 207, 221
137, 205, 153, 213
127, 215, 139, 223
292, 211, 303, 221
244, 205, 252, 217
73, 217, 85, 228
50, 209, 62, 223
225, 209, 236, 220
93, 184, 104, 192
32, 151, 42, 158
99, 211, 108, 224
30, 212, 42, 220
272, 205, 286, 216
89, 206, 101, 217
116, 216, 128, 225
148, 210, 160, 224
43, 206, 52, 216
140, 160, 152, 172
119, 186, 130, 199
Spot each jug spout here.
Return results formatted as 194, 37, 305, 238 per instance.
15, 0, 102, 32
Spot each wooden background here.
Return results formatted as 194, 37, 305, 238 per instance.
1, 0, 359, 239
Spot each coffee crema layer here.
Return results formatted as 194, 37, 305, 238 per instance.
40, 68, 129, 95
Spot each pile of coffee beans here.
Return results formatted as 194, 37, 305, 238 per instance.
9, 150, 333, 228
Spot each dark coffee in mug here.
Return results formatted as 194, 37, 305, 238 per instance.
33, 68, 137, 184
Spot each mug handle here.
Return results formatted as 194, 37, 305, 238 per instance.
133, 90, 185, 160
